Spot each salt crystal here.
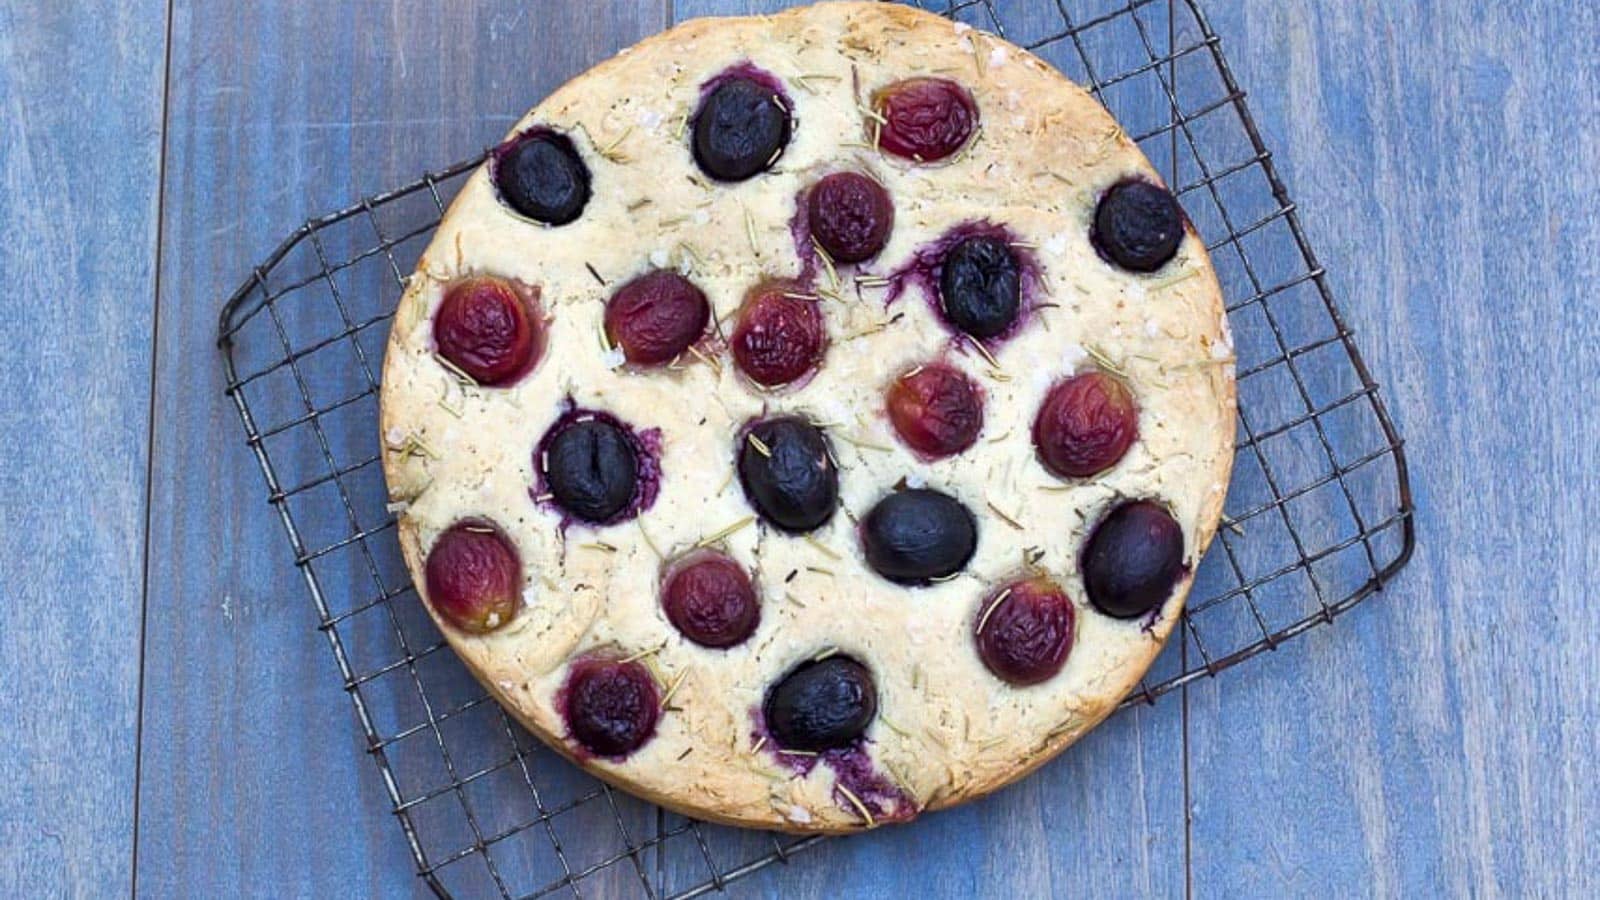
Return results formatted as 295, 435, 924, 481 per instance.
649, 248, 671, 268
636, 107, 663, 130
602, 347, 628, 369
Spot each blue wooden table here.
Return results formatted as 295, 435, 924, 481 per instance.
4, 1, 1596, 896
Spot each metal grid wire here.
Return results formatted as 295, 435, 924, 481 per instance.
216, 0, 1415, 896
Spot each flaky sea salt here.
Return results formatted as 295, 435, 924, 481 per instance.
649, 248, 671, 268
602, 347, 628, 369
1061, 343, 1088, 369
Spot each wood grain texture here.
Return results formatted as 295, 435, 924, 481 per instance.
1184, 0, 1600, 896
0, 1, 166, 896
135, 2, 666, 897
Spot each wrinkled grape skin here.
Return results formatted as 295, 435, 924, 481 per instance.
938, 236, 1021, 339
1081, 501, 1186, 619
433, 277, 543, 386
541, 419, 639, 523
872, 77, 977, 163
807, 171, 895, 263
423, 521, 523, 634
692, 75, 791, 182
763, 656, 877, 752
604, 270, 710, 366
1032, 371, 1139, 478
886, 363, 984, 458
661, 550, 760, 649
975, 577, 1076, 686
1091, 179, 1186, 273
491, 129, 592, 226
860, 488, 978, 585
561, 656, 660, 759
730, 282, 827, 388
737, 416, 839, 533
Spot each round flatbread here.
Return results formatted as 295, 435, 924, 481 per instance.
380, 0, 1234, 833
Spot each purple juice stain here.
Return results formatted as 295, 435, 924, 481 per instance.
749, 711, 918, 824
531, 400, 662, 530
885, 220, 1044, 348
699, 61, 792, 108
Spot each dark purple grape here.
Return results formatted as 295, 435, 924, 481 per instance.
939, 235, 1021, 339
433, 277, 544, 386
807, 171, 894, 263
604, 270, 710, 366
423, 520, 522, 634
661, 550, 760, 649
1032, 370, 1139, 478
491, 129, 591, 226
1081, 501, 1186, 618
871, 78, 977, 163
975, 576, 1075, 686
692, 76, 790, 182
541, 418, 639, 523
738, 416, 838, 534
763, 656, 877, 751
562, 656, 660, 758
1092, 180, 1185, 273
860, 488, 977, 585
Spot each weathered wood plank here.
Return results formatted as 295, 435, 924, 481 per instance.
137, 2, 666, 897
0, 1, 166, 896
1185, 0, 1600, 896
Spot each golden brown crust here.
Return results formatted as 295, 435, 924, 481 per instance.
379, 1, 1235, 833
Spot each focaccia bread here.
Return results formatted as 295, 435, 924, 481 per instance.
379, 1, 1235, 833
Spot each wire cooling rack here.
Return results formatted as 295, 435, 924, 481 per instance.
217, 0, 1416, 896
